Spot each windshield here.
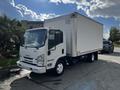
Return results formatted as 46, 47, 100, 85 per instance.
24, 29, 47, 48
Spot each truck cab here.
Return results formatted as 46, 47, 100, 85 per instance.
17, 28, 66, 75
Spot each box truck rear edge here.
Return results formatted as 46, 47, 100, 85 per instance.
17, 12, 103, 76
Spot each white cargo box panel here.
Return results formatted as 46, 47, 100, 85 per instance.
44, 12, 103, 57
76, 14, 103, 56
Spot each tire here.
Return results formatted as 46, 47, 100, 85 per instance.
94, 52, 98, 61
111, 49, 114, 53
108, 48, 113, 54
110, 47, 114, 53
87, 53, 95, 62
54, 60, 64, 76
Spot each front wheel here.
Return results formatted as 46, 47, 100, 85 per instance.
54, 61, 64, 76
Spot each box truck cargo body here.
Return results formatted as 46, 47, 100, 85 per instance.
44, 12, 103, 56
17, 12, 103, 75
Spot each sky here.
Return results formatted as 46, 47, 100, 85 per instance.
0, 0, 120, 39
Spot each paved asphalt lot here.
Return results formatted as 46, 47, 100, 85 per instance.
0, 48, 120, 90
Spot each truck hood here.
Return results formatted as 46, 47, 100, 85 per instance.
20, 46, 45, 59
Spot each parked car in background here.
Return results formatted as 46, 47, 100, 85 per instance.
101, 39, 114, 53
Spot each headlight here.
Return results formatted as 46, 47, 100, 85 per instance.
36, 54, 44, 66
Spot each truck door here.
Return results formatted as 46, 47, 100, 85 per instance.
47, 30, 65, 69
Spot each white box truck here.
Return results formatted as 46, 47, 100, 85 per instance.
17, 12, 103, 75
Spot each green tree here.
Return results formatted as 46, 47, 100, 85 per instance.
0, 15, 26, 58
109, 27, 120, 43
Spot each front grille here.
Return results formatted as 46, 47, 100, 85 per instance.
24, 57, 33, 63
22, 61, 40, 67
24, 57, 33, 60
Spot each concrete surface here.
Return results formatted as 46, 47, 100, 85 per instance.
0, 48, 120, 90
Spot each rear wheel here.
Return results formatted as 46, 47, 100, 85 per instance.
91, 53, 95, 62
110, 47, 114, 53
94, 52, 98, 60
87, 52, 97, 62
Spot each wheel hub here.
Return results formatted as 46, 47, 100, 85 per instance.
56, 63, 63, 74
92, 54, 95, 61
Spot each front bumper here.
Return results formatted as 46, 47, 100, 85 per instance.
17, 61, 46, 74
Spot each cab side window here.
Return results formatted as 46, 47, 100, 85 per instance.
48, 30, 63, 49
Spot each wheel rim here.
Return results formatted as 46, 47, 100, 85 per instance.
56, 63, 63, 74
92, 54, 94, 61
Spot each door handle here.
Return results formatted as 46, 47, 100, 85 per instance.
62, 49, 64, 54
48, 51, 51, 55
